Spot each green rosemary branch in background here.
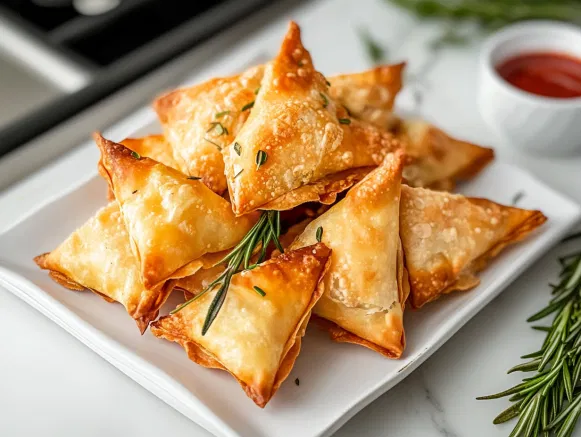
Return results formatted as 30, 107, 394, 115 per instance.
359, 28, 388, 64
478, 233, 581, 436
388, 0, 581, 28
171, 210, 282, 335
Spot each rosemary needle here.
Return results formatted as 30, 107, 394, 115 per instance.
171, 211, 283, 335
478, 233, 581, 435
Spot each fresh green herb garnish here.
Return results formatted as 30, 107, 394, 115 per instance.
512, 191, 525, 206
207, 122, 228, 136
132, 190, 138, 194
234, 169, 244, 179
131, 151, 141, 159
215, 110, 230, 118
233, 142, 241, 156
359, 28, 386, 64
171, 211, 283, 335
255, 150, 267, 170
241, 101, 255, 112
253, 286, 266, 297
430, 27, 470, 51
204, 138, 222, 150
187, 176, 202, 180
319, 92, 329, 108
478, 233, 581, 436
325, 79, 331, 87
295, 378, 300, 386
339, 118, 351, 125
316, 226, 323, 242
254, 87, 261, 95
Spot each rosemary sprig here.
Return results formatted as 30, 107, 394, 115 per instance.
478, 233, 581, 436
171, 211, 283, 335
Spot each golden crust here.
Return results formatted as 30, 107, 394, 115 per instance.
328, 62, 405, 130
105, 135, 181, 200
260, 166, 374, 211
398, 120, 495, 190
120, 135, 181, 172
327, 63, 494, 190
95, 133, 258, 289
400, 185, 547, 308
151, 243, 331, 408
290, 151, 408, 357
34, 202, 174, 333
154, 66, 264, 193
223, 22, 401, 215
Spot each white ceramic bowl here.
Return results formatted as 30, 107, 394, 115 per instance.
478, 21, 581, 155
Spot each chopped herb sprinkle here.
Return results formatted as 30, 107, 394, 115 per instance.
215, 110, 230, 118
254, 86, 261, 95
316, 226, 323, 242
253, 286, 266, 296
512, 191, 525, 205
325, 79, 331, 87
339, 118, 351, 125
295, 378, 300, 386
204, 138, 222, 150
187, 176, 202, 180
255, 150, 267, 170
233, 142, 241, 156
319, 92, 328, 108
234, 169, 244, 179
130, 151, 141, 159
132, 190, 138, 194
207, 122, 228, 136
241, 101, 255, 112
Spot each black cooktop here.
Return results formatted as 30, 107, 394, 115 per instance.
0, 0, 274, 155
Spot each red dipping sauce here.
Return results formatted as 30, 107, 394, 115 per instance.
496, 52, 581, 99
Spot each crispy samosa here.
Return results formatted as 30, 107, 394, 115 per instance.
290, 151, 408, 358
105, 135, 183, 201
151, 243, 331, 408
397, 120, 495, 190
329, 69, 494, 190
154, 66, 264, 193
400, 185, 547, 308
95, 133, 258, 289
223, 22, 401, 215
328, 62, 404, 131
35, 202, 174, 333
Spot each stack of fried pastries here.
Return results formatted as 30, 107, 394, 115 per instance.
35, 21, 546, 408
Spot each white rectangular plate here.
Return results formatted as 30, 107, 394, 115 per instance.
0, 134, 579, 437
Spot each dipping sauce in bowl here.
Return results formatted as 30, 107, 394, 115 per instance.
496, 52, 581, 98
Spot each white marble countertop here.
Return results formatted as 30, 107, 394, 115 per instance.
1, 1, 580, 436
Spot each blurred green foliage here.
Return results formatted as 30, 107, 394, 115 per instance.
389, 0, 581, 28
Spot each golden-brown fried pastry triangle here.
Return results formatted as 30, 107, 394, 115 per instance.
328, 64, 494, 190
397, 120, 495, 190
121, 135, 181, 173
34, 202, 174, 334
154, 66, 264, 193
400, 185, 547, 308
328, 62, 405, 131
223, 22, 401, 215
95, 133, 258, 290
151, 243, 331, 408
290, 151, 408, 358
104, 135, 183, 202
